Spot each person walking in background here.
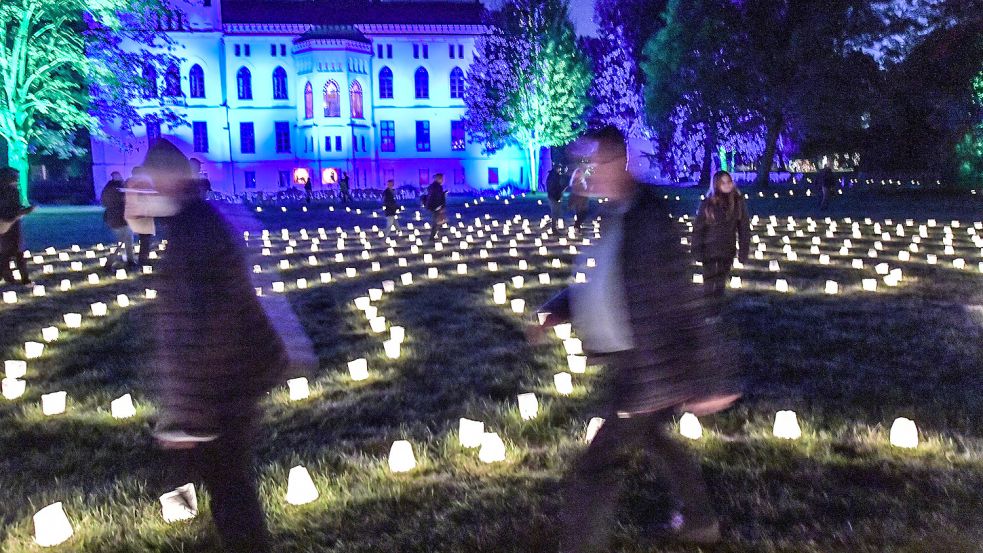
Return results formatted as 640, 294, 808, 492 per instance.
382, 179, 399, 231
568, 165, 590, 229
143, 139, 315, 553
303, 176, 313, 204
0, 167, 33, 285
124, 166, 156, 266
530, 127, 740, 552
817, 165, 835, 210
339, 171, 352, 204
424, 173, 447, 240
692, 170, 750, 301
101, 171, 135, 271
189, 158, 211, 199
547, 163, 570, 230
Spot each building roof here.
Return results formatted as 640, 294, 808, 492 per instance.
295, 25, 371, 44
222, 0, 487, 26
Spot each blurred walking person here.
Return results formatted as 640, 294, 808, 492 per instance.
692, 170, 750, 300
424, 173, 447, 240
568, 166, 590, 229
144, 139, 315, 553
531, 127, 740, 553
546, 163, 569, 230
0, 167, 33, 285
101, 171, 135, 270
303, 176, 314, 204
339, 171, 352, 204
382, 179, 399, 231
817, 165, 835, 210
125, 166, 157, 266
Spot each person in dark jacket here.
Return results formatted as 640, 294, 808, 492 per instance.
531, 127, 740, 552
547, 164, 569, 230
339, 172, 352, 204
817, 165, 835, 210
692, 170, 750, 300
144, 139, 315, 553
303, 176, 313, 204
424, 173, 447, 240
568, 166, 590, 229
102, 172, 135, 270
382, 179, 399, 230
189, 158, 211, 199
0, 167, 33, 285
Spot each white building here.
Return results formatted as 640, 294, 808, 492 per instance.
90, 0, 527, 195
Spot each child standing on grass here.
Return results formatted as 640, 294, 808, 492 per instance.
691, 170, 750, 300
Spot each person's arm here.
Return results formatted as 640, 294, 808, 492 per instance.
737, 197, 751, 263
691, 203, 707, 262
537, 288, 571, 327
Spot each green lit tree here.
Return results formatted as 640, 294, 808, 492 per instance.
956, 69, 983, 184
464, 0, 591, 191
0, 0, 179, 204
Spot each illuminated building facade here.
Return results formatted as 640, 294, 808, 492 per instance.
90, 0, 527, 195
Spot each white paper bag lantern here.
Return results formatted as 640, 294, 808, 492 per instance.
824, 281, 839, 295
5, 360, 27, 379
889, 417, 919, 449
819, 254, 830, 265
567, 354, 587, 374
875, 262, 890, 275
25, 341, 45, 359
775, 279, 789, 293
459, 418, 485, 448
348, 358, 369, 381
492, 283, 507, 305
478, 432, 507, 463
2, 291, 16, 304
87, 273, 99, 285
553, 323, 572, 340
296, 278, 309, 290
320, 273, 333, 284
862, 279, 878, 292
33, 285, 46, 297
538, 273, 551, 284
33, 502, 74, 547
390, 326, 405, 344
364, 306, 378, 320
114, 294, 130, 308
160, 483, 198, 522
457, 263, 468, 274
287, 377, 310, 401
115, 269, 128, 280
510, 299, 526, 313
285, 466, 319, 505
511, 276, 524, 288
388, 440, 417, 473
64, 313, 82, 328
111, 393, 137, 419
400, 272, 413, 285
2, 377, 26, 399
41, 391, 67, 415
382, 280, 395, 292
574, 272, 587, 283
585, 417, 605, 444
145, 289, 158, 299
773, 410, 802, 439
91, 302, 108, 317
346, 267, 357, 278
563, 338, 583, 355
554, 372, 573, 395
852, 259, 864, 270
679, 412, 703, 440
369, 288, 383, 301
383, 339, 401, 359
427, 267, 439, 279
517, 393, 539, 420
729, 276, 742, 289
272, 281, 286, 293
898, 250, 910, 261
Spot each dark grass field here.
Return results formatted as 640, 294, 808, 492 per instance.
1, 185, 982, 552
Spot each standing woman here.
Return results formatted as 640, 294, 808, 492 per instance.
0, 167, 34, 285
692, 170, 750, 299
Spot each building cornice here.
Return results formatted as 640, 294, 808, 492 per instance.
224, 23, 489, 36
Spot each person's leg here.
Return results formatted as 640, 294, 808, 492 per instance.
0, 250, 14, 283
13, 251, 30, 284
200, 412, 271, 553
137, 234, 152, 266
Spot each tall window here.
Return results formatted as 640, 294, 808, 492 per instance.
145, 118, 161, 146
350, 80, 364, 119
164, 63, 181, 96
189, 64, 205, 98
237, 67, 252, 100
451, 120, 465, 151
378, 67, 393, 99
324, 136, 332, 152
488, 167, 499, 185
450, 67, 465, 99
335, 136, 342, 151
416, 120, 430, 152
244, 170, 257, 189
272, 67, 288, 100
274, 121, 291, 153
142, 64, 158, 99
419, 169, 430, 185
304, 82, 314, 119
414, 67, 429, 99
323, 81, 340, 117
192, 121, 208, 153
240, 122, 255, 154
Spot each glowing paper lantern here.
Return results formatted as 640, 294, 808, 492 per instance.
5, 360, 27, 379
272, 282, 285, 293
33, 502, 73, 547
729, 276, 742, 289
25, 341, 44, 359
370, 317, 387, 333
773, 410, 802, 440
33, 285, 46, 297
693, 274, 704, 284
388, 440, 417, 473
111, 394, 137, 419
2, 377, 26, 399
488, 261, 499, 271
585, 417, 605, 444
889, 417, 919, 449
862, 279, 878, 292
382, 280, 395, 292
510, 299, 526, 313
511, 276, 524, 288
41, 391, 67, 415
553, 372, 573, 395
369, 288, 383, 301
874, 263, 889, 275
87, 273, 99, 285
63, 313, 82, 328
116, 294, 130, 308
400, 272, 413, 286
145, 289, 158, 299
459, 418, 485, 448
2, 291, 16, 304
115, 269, 128, 280
492, 283, 507, 305
538, 273, 551, 284
346, 268, 357, 278
554, 323, 572, 340
679, 412, 703, 440
428, 267, 439, 279
348, 358, 369, 381
91, 302, 108, 317
574, 272, 587, 283
383, 339, 401, 359
775, 279, 789, 293
296, 278, 308, 290
285, 466, 319, 505
478, 432, 507, 463
320, 273, 332, 284
824, 281, 839, 295
517, 393, 539, 420
563, 338, 583, 355
567, 354, 587, 374
160, 483, 198, 522
354, 296, 371, 310
390, 326, 405, 344
287, 377, 310, 401
364, 306, 378, 319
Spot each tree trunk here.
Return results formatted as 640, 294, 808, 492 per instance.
7, 137, 30, 205
699, 121, 716, 188
755, 113, 783, 189
526, 141, 540, 192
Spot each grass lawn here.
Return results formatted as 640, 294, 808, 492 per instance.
1, 186, 982, 552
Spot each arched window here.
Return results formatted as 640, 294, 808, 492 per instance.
272, 66, 288, 100
323, 80, 340, 117
378, 67, 393, 99
304, 82, 314, 119
350, 80, 364, 119
142, 63, 158, 99
414, 67, 429, 99
237, 67, 252, 100
189, 64, 205, 98
450, 67, 465, 99
164, 63, 181, 96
